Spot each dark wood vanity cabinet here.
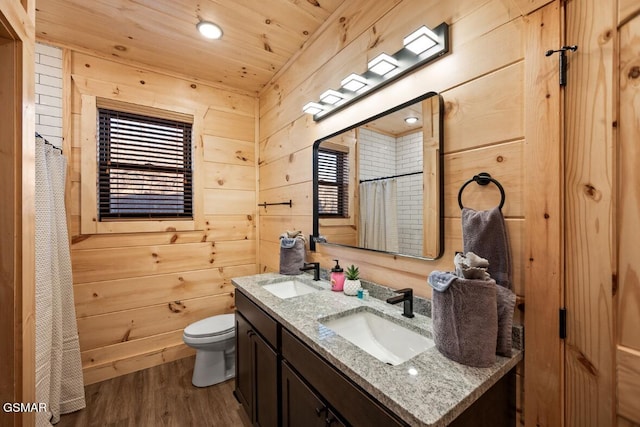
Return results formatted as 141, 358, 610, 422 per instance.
235, 289, 405, 427
234, 293, 278, 427
234, 289, 515, 427
282, 361, 346, 427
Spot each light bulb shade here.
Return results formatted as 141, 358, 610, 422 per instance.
197, 21, 223, 39
302, 102, 325, 115
368, 53, 398, 76
340, 74, 368, 92
320, 89, 345, 105
403, 25, 438, 55
404, 116, 419, 124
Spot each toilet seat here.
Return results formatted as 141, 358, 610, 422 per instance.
183, 314, 235, 341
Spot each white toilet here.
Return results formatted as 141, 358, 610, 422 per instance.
182, 314, 236, 387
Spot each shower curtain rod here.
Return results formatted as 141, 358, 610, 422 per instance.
36, 132, 63, 153
359, 170, 422, 184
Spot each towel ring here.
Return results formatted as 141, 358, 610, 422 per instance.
458, 172, 506, 210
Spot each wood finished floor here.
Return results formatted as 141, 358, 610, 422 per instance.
56, 356, 251, 427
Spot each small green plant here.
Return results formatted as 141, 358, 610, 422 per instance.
345, 264, 360, 281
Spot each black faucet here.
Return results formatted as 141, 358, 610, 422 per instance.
386, 288, 415, 318
300, 262, 320, 281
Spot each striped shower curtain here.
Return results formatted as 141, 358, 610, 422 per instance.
35, 135, 85, 425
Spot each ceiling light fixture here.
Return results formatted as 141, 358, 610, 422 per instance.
368, 53, 398, 76
340, 74, 369, 92
302, 22, 449, 121
404, 116, 419, 124
302, 102, 326, 115
197, 21, 223, 40
403, 25, 439, 55
319, 89, 345, 105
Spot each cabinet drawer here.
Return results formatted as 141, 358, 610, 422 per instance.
282, 329, 406, 427
235, 290, 278, 349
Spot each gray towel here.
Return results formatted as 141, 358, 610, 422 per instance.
496, 285, 516, 356
279, 232, 306, 275
428, 272, 498, 368
462, 206, 512, 290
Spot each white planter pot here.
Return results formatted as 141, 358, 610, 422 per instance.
343, 279, 361, 296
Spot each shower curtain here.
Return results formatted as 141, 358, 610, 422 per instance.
35, 135, 85, 426
358, 179, 399, 252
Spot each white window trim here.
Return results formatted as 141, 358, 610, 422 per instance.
80, 95, 204, 234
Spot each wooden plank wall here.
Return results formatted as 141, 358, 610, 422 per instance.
66, 51, 258, 384
0, 0, 36, 426
617, 3, 640, 425
257, 0, 560, 425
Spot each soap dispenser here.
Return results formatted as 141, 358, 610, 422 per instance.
330, 259, 345, 292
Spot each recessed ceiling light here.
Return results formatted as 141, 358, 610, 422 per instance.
405, 116, 419, 124
197, 21, 223, 40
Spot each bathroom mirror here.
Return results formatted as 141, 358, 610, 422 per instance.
312, 92, 444, 259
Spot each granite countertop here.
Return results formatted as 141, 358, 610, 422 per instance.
232, 272, 523, 427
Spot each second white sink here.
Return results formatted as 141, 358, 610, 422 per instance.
261, 279, 322, 299
321, 308, 434, 366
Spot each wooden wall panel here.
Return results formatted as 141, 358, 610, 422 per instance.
255, 0, 562, 424
523, 5, 563, 425
565, 0, 616, 425
68, 50, 258, 383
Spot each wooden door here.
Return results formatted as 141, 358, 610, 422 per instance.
617, 5, 640, 425
282, 362, 328, 427
564, 0, 616, 425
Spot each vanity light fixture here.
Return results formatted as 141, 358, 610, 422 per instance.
368, 53, 399, 76
404, 116, 419, 124
302, 102, 326, 115
403, 25, 439, 55
320, 89, 346, 105
302, 22, 449, 121
197, 20, 223, 40
340, 74, 369, 92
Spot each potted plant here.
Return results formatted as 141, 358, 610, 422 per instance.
343, 264, 361, 296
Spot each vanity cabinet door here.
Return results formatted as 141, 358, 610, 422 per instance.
235, 312, 253, 417
235, 312, 278, 427
252, 331, 278, 427
282, 361, 346, 427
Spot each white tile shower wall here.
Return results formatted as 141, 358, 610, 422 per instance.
358, 128, 396, 181
357, 128, 423, 256
396, 131, 423, 256
35, 43, 63, 148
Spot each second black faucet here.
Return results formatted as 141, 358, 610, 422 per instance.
386, 288, 415, 318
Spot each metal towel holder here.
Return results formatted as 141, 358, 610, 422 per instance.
457, 172, 505, 210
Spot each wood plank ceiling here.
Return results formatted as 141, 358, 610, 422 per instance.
35, 0, 346, 94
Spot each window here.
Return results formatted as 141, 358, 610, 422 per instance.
317, 148, 349, 217
97, 108, 193, 220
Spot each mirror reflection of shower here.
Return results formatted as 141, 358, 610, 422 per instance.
313, 92, 443, 260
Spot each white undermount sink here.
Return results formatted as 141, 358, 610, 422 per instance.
261, 280, 322, 299
321, 308, 434, 366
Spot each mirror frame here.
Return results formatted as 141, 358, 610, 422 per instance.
311, 91, 444, 260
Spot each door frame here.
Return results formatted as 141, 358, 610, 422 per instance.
0, 1, 35, 426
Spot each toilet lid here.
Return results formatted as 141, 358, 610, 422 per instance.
183, 314, 235, 338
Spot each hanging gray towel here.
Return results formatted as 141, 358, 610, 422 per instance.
428, 271, 498, 368
462, 206, 512, 290
279, 231, 306, 275
495, 285, 516, 357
